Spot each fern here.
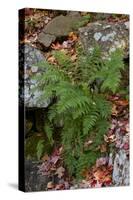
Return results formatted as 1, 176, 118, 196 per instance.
33, 45, 124, 178
36, 139, 45, 160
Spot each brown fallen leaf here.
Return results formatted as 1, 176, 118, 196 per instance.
55, 183, 65, 190
51, 42, 62, 50
68, 32, 78, 42
111, 104, 119, 116
93, 167, 112, 185
115, 99, 129, 106
47, 181, 54, 189
47, 55, 56, 64
104, 134, 116, 143
100, 144, 107, 153
71, 54, 77, 62
42, 154, 49, 161
55, 166, 65, 178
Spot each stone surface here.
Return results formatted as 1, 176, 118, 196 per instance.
38, 12, 81, 47
112, 149, 129, 186
19, 44, 50, 107
25, 160, 60, 191
25, 160, 49, 191
79, 21, 129, 58
108, 118, 129, 186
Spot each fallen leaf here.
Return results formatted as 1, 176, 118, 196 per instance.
93, 169, 105, 181
100, 144, 107, 153
104, 134, 116, 143
51, 42, 62, 50
55, 183, 65, 190
51, 155, 60, 164
47, 181, 54, 189
68, 32, 78, 41
93, 181, 102, 188
42, 154, 49, 161
123, 142, 129, 150
111, 104, 119, 116
47, 55, 56, 64
96, 157, 108, 167
115, 99, 129, 106
56, 166, 65, 178
71, 54, 77, 62
84, 140, 93, 148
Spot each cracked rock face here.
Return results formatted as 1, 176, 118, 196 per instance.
79, 21, 129, 58
19, 44, 50, 108
38, 13, 81, 47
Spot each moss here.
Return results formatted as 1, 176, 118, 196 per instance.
25, 133, 53, 160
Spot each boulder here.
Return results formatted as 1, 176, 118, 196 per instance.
19, 44, 50, 107
38, 12, 81, 47
79, 21, 129, 58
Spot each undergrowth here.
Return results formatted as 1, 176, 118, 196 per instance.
32, 45, 124, 179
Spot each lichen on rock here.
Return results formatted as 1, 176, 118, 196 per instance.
19, 44, 50, 108
79, 21, 129, 58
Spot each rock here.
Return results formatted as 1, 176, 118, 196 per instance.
19, 44, 50, 107
108, 118, 129, 186
112, 149, 129, 186
38, 12, 81, 47
79, 21, 129, 58
25, 160, 61, 191
25, 160, 50, 191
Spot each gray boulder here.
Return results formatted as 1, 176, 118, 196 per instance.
38, 12, 81, 47
79, 21, 129, 58
19, 44, 50, 107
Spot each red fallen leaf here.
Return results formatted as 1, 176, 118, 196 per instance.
51, 155, 60, 164
90, 180, 97, 187
93, 181, 103, 188
103, 175, 112, 183
123, 142, 129, 150
52, 148, 60, 156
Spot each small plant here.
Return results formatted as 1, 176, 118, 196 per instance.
33, 45, 124, 178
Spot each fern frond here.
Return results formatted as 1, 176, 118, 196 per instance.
44, 121, 54, 145
82, 112, 99, 136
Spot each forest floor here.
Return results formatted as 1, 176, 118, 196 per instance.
21, 9, 129, 191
